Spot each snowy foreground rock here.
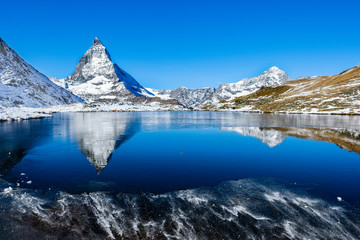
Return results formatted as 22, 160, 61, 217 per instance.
0, 38, 82, 108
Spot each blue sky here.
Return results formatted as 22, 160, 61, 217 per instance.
1, 0, 360, 89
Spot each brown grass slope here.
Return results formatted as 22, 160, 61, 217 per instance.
232, 65, 360, 114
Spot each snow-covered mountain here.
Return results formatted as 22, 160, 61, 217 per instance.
0, 38, 82, 108
212, 66, 290, 102
54, 38, 154, 103
149, 67, 290, 108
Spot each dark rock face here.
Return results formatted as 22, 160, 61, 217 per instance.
92, 37, 102, 45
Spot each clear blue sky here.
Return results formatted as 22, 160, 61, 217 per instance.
1, 0, 360, 89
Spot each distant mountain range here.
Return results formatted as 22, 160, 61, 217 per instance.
1, 37, 359, 115
146, 67, 289, 108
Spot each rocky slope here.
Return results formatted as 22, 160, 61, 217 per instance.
0, 38, 82, 108
232, 64, 360, 114
170, 86, 216, 107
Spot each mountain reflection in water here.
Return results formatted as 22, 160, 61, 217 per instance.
1, 112, 360, 174
70, 113, 139, 172
223, 127, 360, 155
0, 112, 360, 239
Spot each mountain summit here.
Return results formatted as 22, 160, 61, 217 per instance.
63, 38, 153, 103
0, 38, 82, 108
213, 66, 290, 102
92, 37, 102, 45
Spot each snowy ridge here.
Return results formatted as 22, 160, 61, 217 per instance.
212, 66, 290, 102
0, 38, 82, 108
59, 38, 153, 103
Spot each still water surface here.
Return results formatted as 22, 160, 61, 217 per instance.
0, 112, 360, 239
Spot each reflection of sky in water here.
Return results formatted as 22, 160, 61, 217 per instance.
0, 112, 359, 201
1, 112, 360, 239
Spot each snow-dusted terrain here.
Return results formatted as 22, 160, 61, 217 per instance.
145, 88, 172, 100
51, 38, 154, 103
170, 86, 216, 107
0, 38, 82, 108
0, 102, 186, 121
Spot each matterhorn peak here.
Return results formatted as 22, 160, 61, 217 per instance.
93, 37, 102, 46
63, 38, 153, 103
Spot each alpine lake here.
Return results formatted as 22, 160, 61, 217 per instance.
0, 111, 360, 239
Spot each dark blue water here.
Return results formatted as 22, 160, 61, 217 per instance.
1, 112, 360, 239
